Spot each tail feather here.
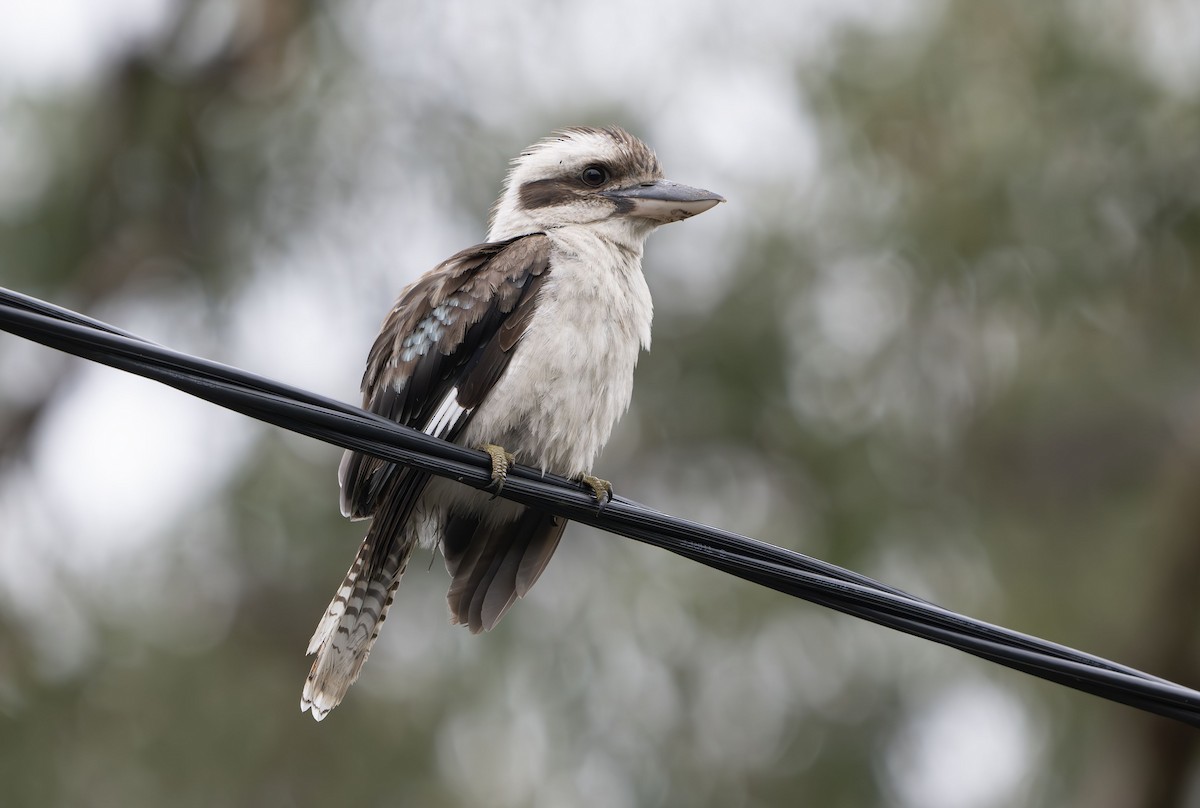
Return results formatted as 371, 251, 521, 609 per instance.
301, 530, 413, 721
304, 467, 429, 721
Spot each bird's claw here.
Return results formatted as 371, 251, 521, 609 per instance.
479, 443, 517, 498
580, 473, 613, 513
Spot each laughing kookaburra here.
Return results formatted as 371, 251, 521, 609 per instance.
302, 126, 723, 720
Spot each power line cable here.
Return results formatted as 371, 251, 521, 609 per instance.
2, 286, 1198, 727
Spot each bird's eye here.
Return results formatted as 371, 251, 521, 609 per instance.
580, 165, 608, 187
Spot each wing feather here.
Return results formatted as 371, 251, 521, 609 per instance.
339, 233, 552, 519
443, 508, 568, 633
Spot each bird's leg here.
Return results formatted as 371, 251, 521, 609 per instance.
579, 473, 614, 512
478, 443, 517, 496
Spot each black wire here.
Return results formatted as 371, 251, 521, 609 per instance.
2, 285, 1199, 728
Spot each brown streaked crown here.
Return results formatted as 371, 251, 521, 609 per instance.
514, 126, 664, 212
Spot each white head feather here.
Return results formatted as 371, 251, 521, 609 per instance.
487, 126, 665, 242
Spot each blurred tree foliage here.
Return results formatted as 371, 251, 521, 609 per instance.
2, 2, 1199, 807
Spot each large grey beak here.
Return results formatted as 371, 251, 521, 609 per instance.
603, 179, 725, 223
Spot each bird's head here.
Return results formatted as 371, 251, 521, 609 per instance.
488, 126, 723, 242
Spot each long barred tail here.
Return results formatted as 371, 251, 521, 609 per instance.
301, 529, 414, 721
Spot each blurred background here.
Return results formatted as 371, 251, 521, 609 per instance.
2, 1, 1199, 806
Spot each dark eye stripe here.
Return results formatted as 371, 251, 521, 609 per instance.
518, 178, 578, 210
516, 147, 663, 210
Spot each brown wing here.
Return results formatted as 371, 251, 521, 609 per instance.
442, 507, 568, 633
338, 233, 552, 519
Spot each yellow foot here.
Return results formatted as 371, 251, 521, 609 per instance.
580, 473, 614, 512
479, 443, 517, 496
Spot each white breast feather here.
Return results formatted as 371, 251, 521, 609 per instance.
457, 225, 652, 478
